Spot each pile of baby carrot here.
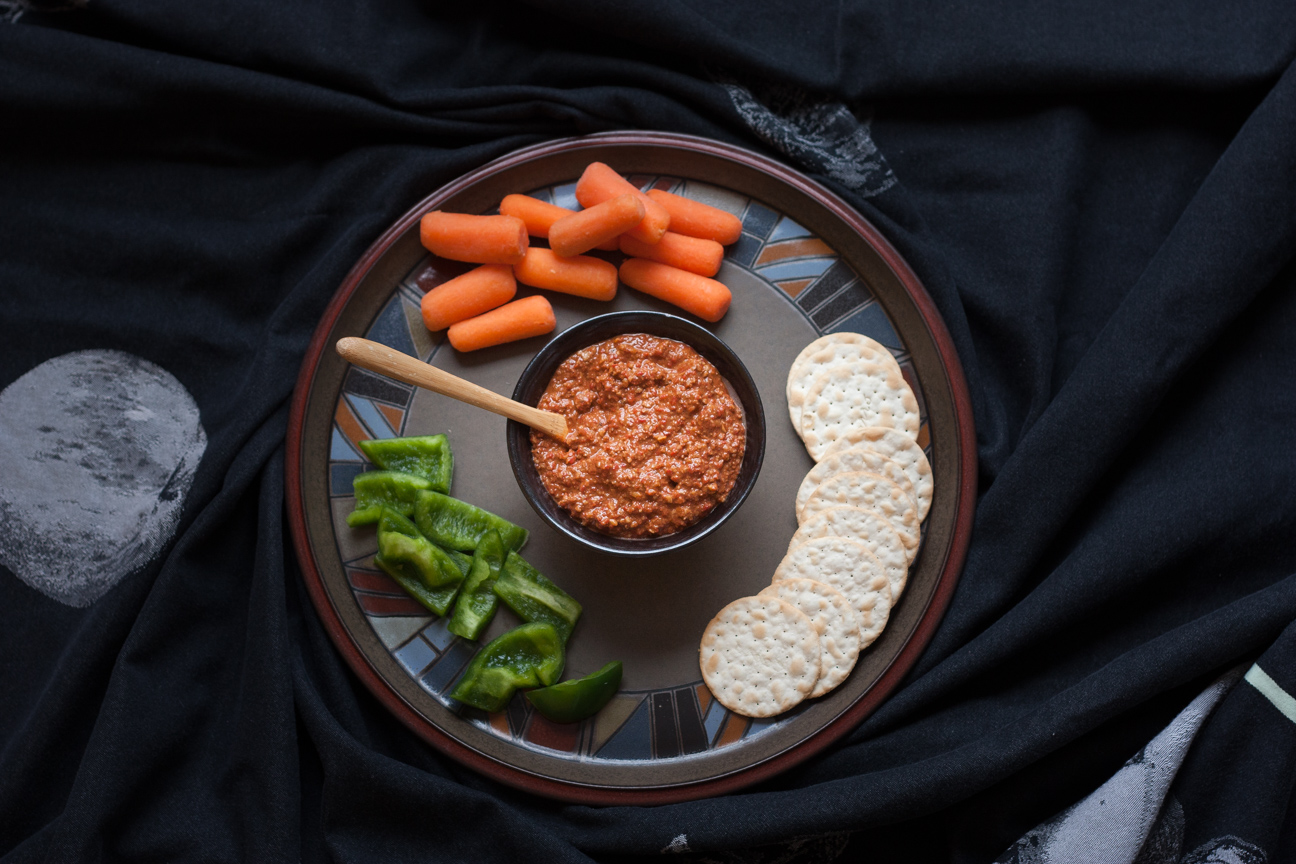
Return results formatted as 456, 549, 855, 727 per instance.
418, 162, 744, 352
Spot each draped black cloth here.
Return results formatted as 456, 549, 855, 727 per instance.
3, 2, 1294, 861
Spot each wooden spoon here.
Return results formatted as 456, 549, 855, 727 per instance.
335, 337, 569, 441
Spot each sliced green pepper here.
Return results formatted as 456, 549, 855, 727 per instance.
373, 524, 465, 616
414, 490, 528, 554
449, 622, 565, 712
358, 434, 453, 493
447, 530, 505, 641
445, 546, 472, 576
347, 471, 432, 527
492, 552, 582, 643
525, 661, 622, 724
377, 507, 421, 537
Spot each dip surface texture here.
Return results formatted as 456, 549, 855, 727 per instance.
531, 333, 746, 538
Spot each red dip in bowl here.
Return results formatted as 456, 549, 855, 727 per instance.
530, 333, 746, 539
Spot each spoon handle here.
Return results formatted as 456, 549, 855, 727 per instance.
335, 337, 569, 441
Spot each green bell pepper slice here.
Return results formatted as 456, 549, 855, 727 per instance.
347, 471, 432, 527
492, 552, 582, 643
445, 546, 472, 576
449, 622, 565, 713
377, 507, 420, 537
525, 661, 622, 724
373, 522, 465, 616
358, 434, 453, 493
414, 490, 528, 554
447, 530, 505, 641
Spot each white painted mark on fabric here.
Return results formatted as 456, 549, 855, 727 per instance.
0, 350, 206, 607
662, 834, 690, 854
1245, 663, 1296, 724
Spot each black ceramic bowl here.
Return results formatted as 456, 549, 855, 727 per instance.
507, 311, 766, 557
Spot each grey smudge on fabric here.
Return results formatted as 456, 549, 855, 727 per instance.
721, 81, 897, 199
2, 0, 87, 24
0, 350, 206, 607
661, 831, 851, 863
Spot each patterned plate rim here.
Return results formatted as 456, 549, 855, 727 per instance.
285, 131, 977, 804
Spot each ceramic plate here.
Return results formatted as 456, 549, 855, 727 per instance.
286, 132, 976, 804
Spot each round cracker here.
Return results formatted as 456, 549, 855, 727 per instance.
788, 505, 910, 597
786, 334, 901, 435
759, 577, 862, 698
699, 595, 821, 718
800, 362, 921, 460
774, 536, 892, 649
795, 447, 919, 522
817, 429, 933, 521
801, 471, 920, 552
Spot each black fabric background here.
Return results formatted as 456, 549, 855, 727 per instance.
2, 2, 1294, 861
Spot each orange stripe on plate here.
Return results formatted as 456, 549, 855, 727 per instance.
755, 238, 835, 267
347, 569, 403, 594
377, 402, 405, 434
775, 278, 814, 299
714, 711, 750, 748
335, 402, 371, 451
524, 713, 582, 753
488, 711, 512, 737
695, 682, 712, 716
356, 593, 427, 617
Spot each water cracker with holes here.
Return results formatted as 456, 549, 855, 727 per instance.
801, 470, 920, 553
795, 446, 918, 523
814, 428, 934, 521
774, 536, 893, 649
788, 505, 911, 596
786, 333, 902, 436
799, 361, 921, 460
699, 594, 821, 718
759, 577, 861, 698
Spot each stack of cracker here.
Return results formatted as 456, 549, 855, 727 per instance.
699, 333, 932, 719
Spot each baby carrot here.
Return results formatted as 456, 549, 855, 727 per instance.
515, 248, 618, 302
549, 194, 645, 258
499, 194, 569, 238
574, 162, 670, 244
646, 189, 744, 245
619, 231, 724, 277
619, 258, 732, 323
420, 212, 528, 265
497, 194, 618, 250
447, 295, 556, 352
420, 264, 517, 331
